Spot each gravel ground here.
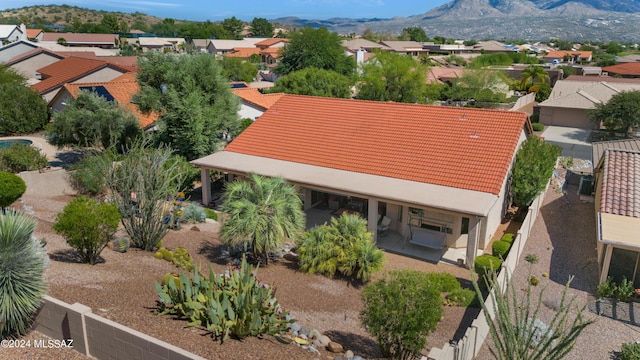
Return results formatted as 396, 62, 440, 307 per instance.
3, 184, 476, 360
476, 169, 640, 360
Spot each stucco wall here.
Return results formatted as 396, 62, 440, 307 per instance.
10, 53, 60, 79
539, 106, 596, 129
237, 103, 264, 120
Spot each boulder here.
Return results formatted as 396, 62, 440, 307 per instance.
299, 326, 310, 337
344, 350, 354, 359
327, 342, 344, 353
289, 322, 301, 333
309, 329, 322, 340
319, 335, 331, 346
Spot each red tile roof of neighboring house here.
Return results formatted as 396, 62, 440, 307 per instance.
26, 29, 43, 38
600, 149, 640, 217
231, 87, 284, 111
255, 38, 289, 47
225, 47, 262, 58
225, 95, 528, 195
32, 57, 129, 94
41, 32, 118, 45
427, 66, 463, 84
62, 75, 159, 128
602, 62, 640, 76
260, 47, 282, 58
544, 50, 592, 59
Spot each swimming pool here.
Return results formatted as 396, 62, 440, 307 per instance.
0, 139, 33, 149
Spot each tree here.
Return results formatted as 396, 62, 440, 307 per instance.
222, 16, 244, 39
47, 91, 141, 150
101, 13, 120, 33
53, 196, 121, 265
520, 65, 550, 88
0, 171, 26, 209
472, 270, 594, 360
400, 26, 429, 42
220, 174, 305, 265
270, 67, 352, 98
512, 135, 560, 207
605, 41, 623, 55
104, 140, 185, 251
220, 57, 258, 83
250, 17, 274, 37
276, 27, 355, 76
135, 52, 240, 160
0, 212, 48, 338
0, 84, 49, 136
0, 63, 26, 85
357, 51, 427, 103
360, 270, 443, 360
589, 90, 640, 135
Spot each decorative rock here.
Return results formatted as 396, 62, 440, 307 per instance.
334, 357, 343, 360
190, 226, 200, 232
327, 342, 344, 353
299, 334, 308, 341
352, 356, 363, 360
344, 350, 354, 359
299, 326, 310, 337
309, 329, 322, 340
319, 335, 331, 346
308, 345, 320, 355
312, 339, 323, 348
289, 322, 301, 333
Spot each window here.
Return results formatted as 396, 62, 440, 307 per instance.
461, 217, 470, 235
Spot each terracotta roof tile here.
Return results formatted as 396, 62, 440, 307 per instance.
26, 29, 43, 38
255, 38, 288, 47
603, 63, 640, 76
224, 47, 261, 58
31, 57, 129, 94
600, 149, 640, 218
225, 95, 527, 195
41, 32, 117, 45
544, 50, 592, 59
231, 87, 284, 111
62, 75, 158, 128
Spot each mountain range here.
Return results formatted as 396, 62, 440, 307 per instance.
274, 0, 640, 42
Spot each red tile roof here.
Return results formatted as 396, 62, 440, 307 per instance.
26, 29, 43, 39
600, 149, 640, 218
260, 47, 282, 58
41, 32, 117, 45
603, 62, 640, 76
32, 57, 129, 94
225, 95, 527, 195
62, 75, 158, 128
255, 38, 289, 47
224, 47, 262, 58
544, 50, 592, 59
231, 87, 284, 111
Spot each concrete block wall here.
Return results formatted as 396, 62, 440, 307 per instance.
32, 295, 205, 360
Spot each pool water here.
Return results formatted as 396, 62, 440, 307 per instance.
0, 139, 33, 149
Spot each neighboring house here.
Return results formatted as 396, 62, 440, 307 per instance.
0, 24, 23, 43
472, 40, 516, 54
224, 47, 262, 59
137, 37, 186, 52
40, 32, 118, 48
423, 43, 472, 55
31, 56, 130, 101
26, 29, 44, 42
6, 47, 65, 81
378, 41, 429, 56
36, 42, 120, 56
191, 39, 211, 53
593, 147, 640, 284
231, 86, 283, 120
0, 39, 38, 62
614, 54, 640, 63
426, 66, 463, 84
49, 73, 159, 130
208, 38, 270, 55
254, 38, 288, 50
192, 95, 530, 267
537, 80, 640, 128
543, 50, 592, 64
342, 38, 387, 53
602, 63, 640, 78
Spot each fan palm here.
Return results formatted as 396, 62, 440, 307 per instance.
220, 174, 305, 265
520, 65, 550, 89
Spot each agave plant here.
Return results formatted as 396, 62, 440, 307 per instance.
0, 211, 48, 338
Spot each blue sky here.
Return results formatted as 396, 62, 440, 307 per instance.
2, 0, 451, 21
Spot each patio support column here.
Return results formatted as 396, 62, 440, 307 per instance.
465, 216, 482, 269
200, 168, 211, 206
368, 198, 378, 243
303, 188, 312, 210
599, 244, 614, 285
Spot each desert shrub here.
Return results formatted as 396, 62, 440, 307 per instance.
0, 212, 48, 338
0, 143, 48, 173
614, 277, 635, 302
68, 151, 116, 195
532, 123, 544, 131
529, 275, 540, 286
501, 233, 515, 244
620, 341, 640, 360
204, 208, 218, 221
525, 253, 539, 264
446, 288, 477, 307
179, 202, 206, 224
597, 277, 616, 299
298, 213, 384, 282
475, 254, 503, 288
53, 196, 121, 264
155, 256, 292, 343
360, 270, 443, 360
512, 135, 561, 207
0, 171, 26, 208
492, 240, 512, 259
424, 272, 461, 293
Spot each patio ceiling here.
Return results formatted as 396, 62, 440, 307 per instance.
192, 151, 500, 217
598, 212, 640, 250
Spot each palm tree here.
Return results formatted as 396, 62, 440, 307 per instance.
220, 174, 305, 265
520, 65, 550, 89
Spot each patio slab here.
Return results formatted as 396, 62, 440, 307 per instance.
541, 126, 593, 160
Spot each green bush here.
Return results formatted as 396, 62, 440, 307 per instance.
360, 270, 443, 359
446, 288, 477, 307
512, 135, 561, 207
0, 143, 48, 173
204, 208, 218, 221
179, 202, 206, 224
298, 213, 384, 282
501, 233, 515, 244
532, 123, 544, 132
155, 256, 292, 343
0, 83, 49, 136
525, 253, 539, 264
0, 212, 48, 338
0, 171, 26, 208
597, 277, 616, 299
474, 254, 503, 288
597, 276, 635, 302
68, 152, 114, 195
620, 342, 640, 360
492, 240, 512, 259
424, 272, 461, 293
53, 196, 121, 265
